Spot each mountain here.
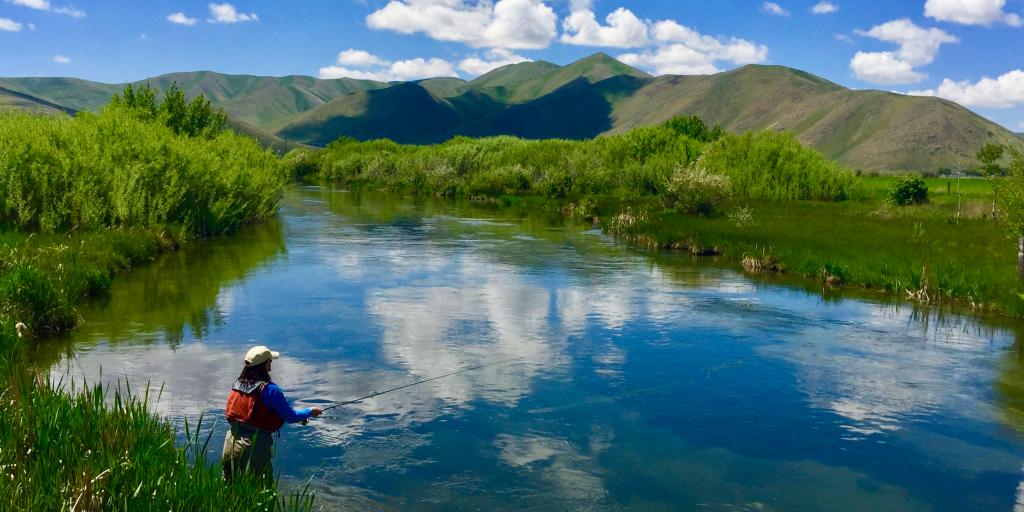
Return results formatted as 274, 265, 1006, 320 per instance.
278, 82, 467, 146
2, 54, 1021, 172
461, 53, 649, 104
0, 73, 388, 131
0, 85, 76, 116
602, 65, 1023, 171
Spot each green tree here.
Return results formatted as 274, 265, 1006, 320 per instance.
111, 82, 227, 138
1002, 149, 1024, 238
978, 143, 1005, 176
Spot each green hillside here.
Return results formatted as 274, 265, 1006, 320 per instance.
450, 75, 649, 140
459, 53, 648, 104
0, 72, 387, 131
605, 65, 1022, 171
139, 72, 386, 130
0, 86, 76, 115
0, 77, 121, 111
3, 54, 1022, 172
277, 82, 466, 145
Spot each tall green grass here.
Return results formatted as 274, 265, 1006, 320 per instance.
0, 109, 285, 236
299, 117, 858, 202
604, 198, 1019, 314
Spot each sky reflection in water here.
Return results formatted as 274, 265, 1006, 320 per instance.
46, 187, 1024, 511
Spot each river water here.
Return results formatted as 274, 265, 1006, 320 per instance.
41, 186, 1024, 511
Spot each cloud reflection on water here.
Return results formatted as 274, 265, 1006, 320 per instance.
47, 189, 1024, 510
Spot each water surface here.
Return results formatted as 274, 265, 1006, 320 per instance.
44, 187, 1024, 511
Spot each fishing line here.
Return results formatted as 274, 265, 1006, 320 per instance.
313, 358, 516, 418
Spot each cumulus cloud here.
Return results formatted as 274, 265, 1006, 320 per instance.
850, 52, 925, 84
0, 17, 22, 31
366, 0, 558, 50
924, 0, 1022, 27
336, 48, 390, 67
167, 12, 199, 26
561, 6, 649, 48
762, 2, 789, 16
812, 2, 838, 14
458, 49, 530, 75
208, 2, 257, 24
6, 0, 84, 17
319, 50, 457, 81
850, 19, 957, 84
52, 54, 70, 64
618, 20, 768, 75
908, 69, 1024, 108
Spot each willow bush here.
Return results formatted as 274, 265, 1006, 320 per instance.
0, 108, 285, 236
302, 117, 859, 203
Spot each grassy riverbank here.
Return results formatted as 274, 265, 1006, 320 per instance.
0, 97, 312, 509
294, 118, 1023, 316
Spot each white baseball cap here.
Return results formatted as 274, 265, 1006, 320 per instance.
244, 345, 280, 366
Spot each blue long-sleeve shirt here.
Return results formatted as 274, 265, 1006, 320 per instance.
261, 382, 313, 424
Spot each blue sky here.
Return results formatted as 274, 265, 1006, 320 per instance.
0, 0, 1022, 130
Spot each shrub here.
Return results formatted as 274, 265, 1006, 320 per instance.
1001, 149, 1024, 237
889, 175, 929, 206
700, 131, 860, 201
0, 110, 285, 236
663, 164, 732, 216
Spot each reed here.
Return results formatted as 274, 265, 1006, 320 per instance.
0, 325, 313, 511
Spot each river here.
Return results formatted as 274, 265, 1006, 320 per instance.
40, 186, 1024, 511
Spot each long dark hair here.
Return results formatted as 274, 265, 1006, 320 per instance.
237, 362, 270, 384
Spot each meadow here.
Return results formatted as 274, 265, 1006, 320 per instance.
0, 93, 313, 510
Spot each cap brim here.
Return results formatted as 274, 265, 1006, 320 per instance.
270, 351, 280, 359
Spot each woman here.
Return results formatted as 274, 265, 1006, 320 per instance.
222, 345, 322, 481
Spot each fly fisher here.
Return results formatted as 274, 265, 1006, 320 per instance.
222, 346, 323, 481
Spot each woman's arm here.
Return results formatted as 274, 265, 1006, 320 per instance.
262, 383, 314, 424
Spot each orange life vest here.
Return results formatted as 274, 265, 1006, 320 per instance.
225, 380, 285, 433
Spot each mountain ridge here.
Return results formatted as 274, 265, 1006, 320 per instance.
2, 54, 1020, 172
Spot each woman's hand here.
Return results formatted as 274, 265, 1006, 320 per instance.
310, 407, 323, 417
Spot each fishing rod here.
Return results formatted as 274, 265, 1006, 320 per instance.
316, 359, 515, 415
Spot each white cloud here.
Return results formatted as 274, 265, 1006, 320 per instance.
458, 49, 530, 75
812, 2, 838, 14
924, 0, 1022, 27
561, 6, 650, 48
336, 48, 390, 67
0, 17, 22, 31
762, 2, 790, 16
908, 69, 1024, 108
388, 58, 457, 80
6, 0, 84, 17
208, 3, 257, 24
850, 19, 957, 84
366, 0, 557, 50
167, 12, 199, 26
850, 52, 926, 84
619, 20, 767, 75
319, 51, 457, 81
52, 54, 70, 64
